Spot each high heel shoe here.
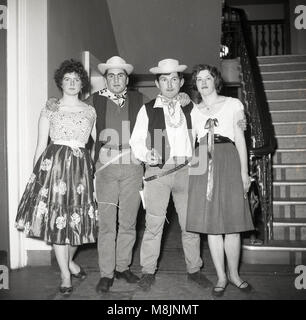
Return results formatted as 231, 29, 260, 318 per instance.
59, 286, 73, 296
212, 283, 228, 298
227, 273, 252, 293
71, 266, 87, 280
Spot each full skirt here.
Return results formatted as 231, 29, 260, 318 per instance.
15, 143, 98, 245
186, 142, 254, 234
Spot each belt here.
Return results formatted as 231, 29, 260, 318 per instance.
52, 140, 85, 148
144, 159, 189, 182
214, 135, 234, 144
100, 143, 130, 152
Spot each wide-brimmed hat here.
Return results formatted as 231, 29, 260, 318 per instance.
149, 58, 187, 74
98, 56, 134, 75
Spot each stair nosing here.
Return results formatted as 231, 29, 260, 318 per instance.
265, 88, 306, 92
262, 70, 306, 75
264, 79, 306, 83
273, 121, 306, 125
273, 181, 306, 185
258, 54, 306, 58
273, 200, 306, 205
275, 148, 306, 152
271, 110, 306, 113
243, 244, 306, 251
259, 62, 306, 67
268, 98, 306, 102
273, 164, 306, 168
275, 134, 306, 138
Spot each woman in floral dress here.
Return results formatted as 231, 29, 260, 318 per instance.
15, 59, 97, 295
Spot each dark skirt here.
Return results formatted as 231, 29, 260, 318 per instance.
186, 141, 254, 234
15, 143, 98, 245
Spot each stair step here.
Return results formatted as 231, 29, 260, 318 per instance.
273, 200, 306, 219
273, 121, 306, 135
273, 181, 306, 199
264, 79, 306, 90
273, 164, 306, 180
273, 148, 306, 164
273, 218, 306, 241
259, 62, 306, 73
268, 99, 306, 111
271, 110, 306, 122
275, 134, 306, 148
258, 54, 306, 64
261, 70, 306, 81
266, 89, 306, 100
242, 239, 306, 265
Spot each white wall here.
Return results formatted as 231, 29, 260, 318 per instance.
7, 0, 49, 269
48, 0, 118, 98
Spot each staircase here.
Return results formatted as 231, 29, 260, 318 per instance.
243, 54, 306, 265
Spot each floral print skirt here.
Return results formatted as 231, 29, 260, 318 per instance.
15, 143, 98, 245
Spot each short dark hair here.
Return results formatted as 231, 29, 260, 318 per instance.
54, 59, 90, 97
155, 72, 184, 82
191, 64, 223, 99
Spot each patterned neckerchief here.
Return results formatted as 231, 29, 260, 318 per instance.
157, 94, 180, 117
99, 88, 128, 108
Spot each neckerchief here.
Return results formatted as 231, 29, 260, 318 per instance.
158, 94, 180, 117
99, 88, 127, 108
205, 118, 219, 201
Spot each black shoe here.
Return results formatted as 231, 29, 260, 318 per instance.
71, 266, 87, 280
96, 277, 114, 293
212, 283, 228, 298
115, 270, 140, 283
59, 286, 73, 296
187, 271, 212, 288
229, 279, 253, 293
138, 274, 155, 292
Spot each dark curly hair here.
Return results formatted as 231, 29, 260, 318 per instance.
54, 59, 90, 97
191, 64, 223, 103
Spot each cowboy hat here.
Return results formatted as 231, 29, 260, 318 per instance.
98, 56, 134, 75
149, 58, 187, 74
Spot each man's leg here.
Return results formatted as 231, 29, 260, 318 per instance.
115, 164, 143, 282
140, 168, 171, 275
95, 165, 119, 279
172, 167, 203, 274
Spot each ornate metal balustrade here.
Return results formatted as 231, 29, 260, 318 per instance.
222, 6, 276, 244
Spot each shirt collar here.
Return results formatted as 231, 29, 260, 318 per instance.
154, 95, 180, 108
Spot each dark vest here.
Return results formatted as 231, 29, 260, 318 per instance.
90, 90, 144, 163
145, 99, 193, 168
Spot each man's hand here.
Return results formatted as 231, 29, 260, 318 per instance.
145, 148, 161, 166
178, 92, 191, 107
46, 97, 60, 112
237, 114, 247, 131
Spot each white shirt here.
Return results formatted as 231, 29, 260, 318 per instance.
191, 97, 245, 142
130, 96, 193, 162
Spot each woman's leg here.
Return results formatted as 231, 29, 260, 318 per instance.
53, 244, 71, 287
207, 234, 227, 290
224, 233, 248, 288
68, 245, 80, 274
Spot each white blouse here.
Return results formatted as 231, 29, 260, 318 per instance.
191, 97, 245, 142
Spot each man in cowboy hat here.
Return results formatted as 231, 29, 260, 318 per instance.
130, 58, 212, 292
89, 55, 148, 293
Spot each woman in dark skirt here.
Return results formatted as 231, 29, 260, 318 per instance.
187, 64, 254, 297
15, 59, 97, 295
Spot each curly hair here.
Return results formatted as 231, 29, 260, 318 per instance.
54, 59, 90, 97
191, 64, 223, 102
